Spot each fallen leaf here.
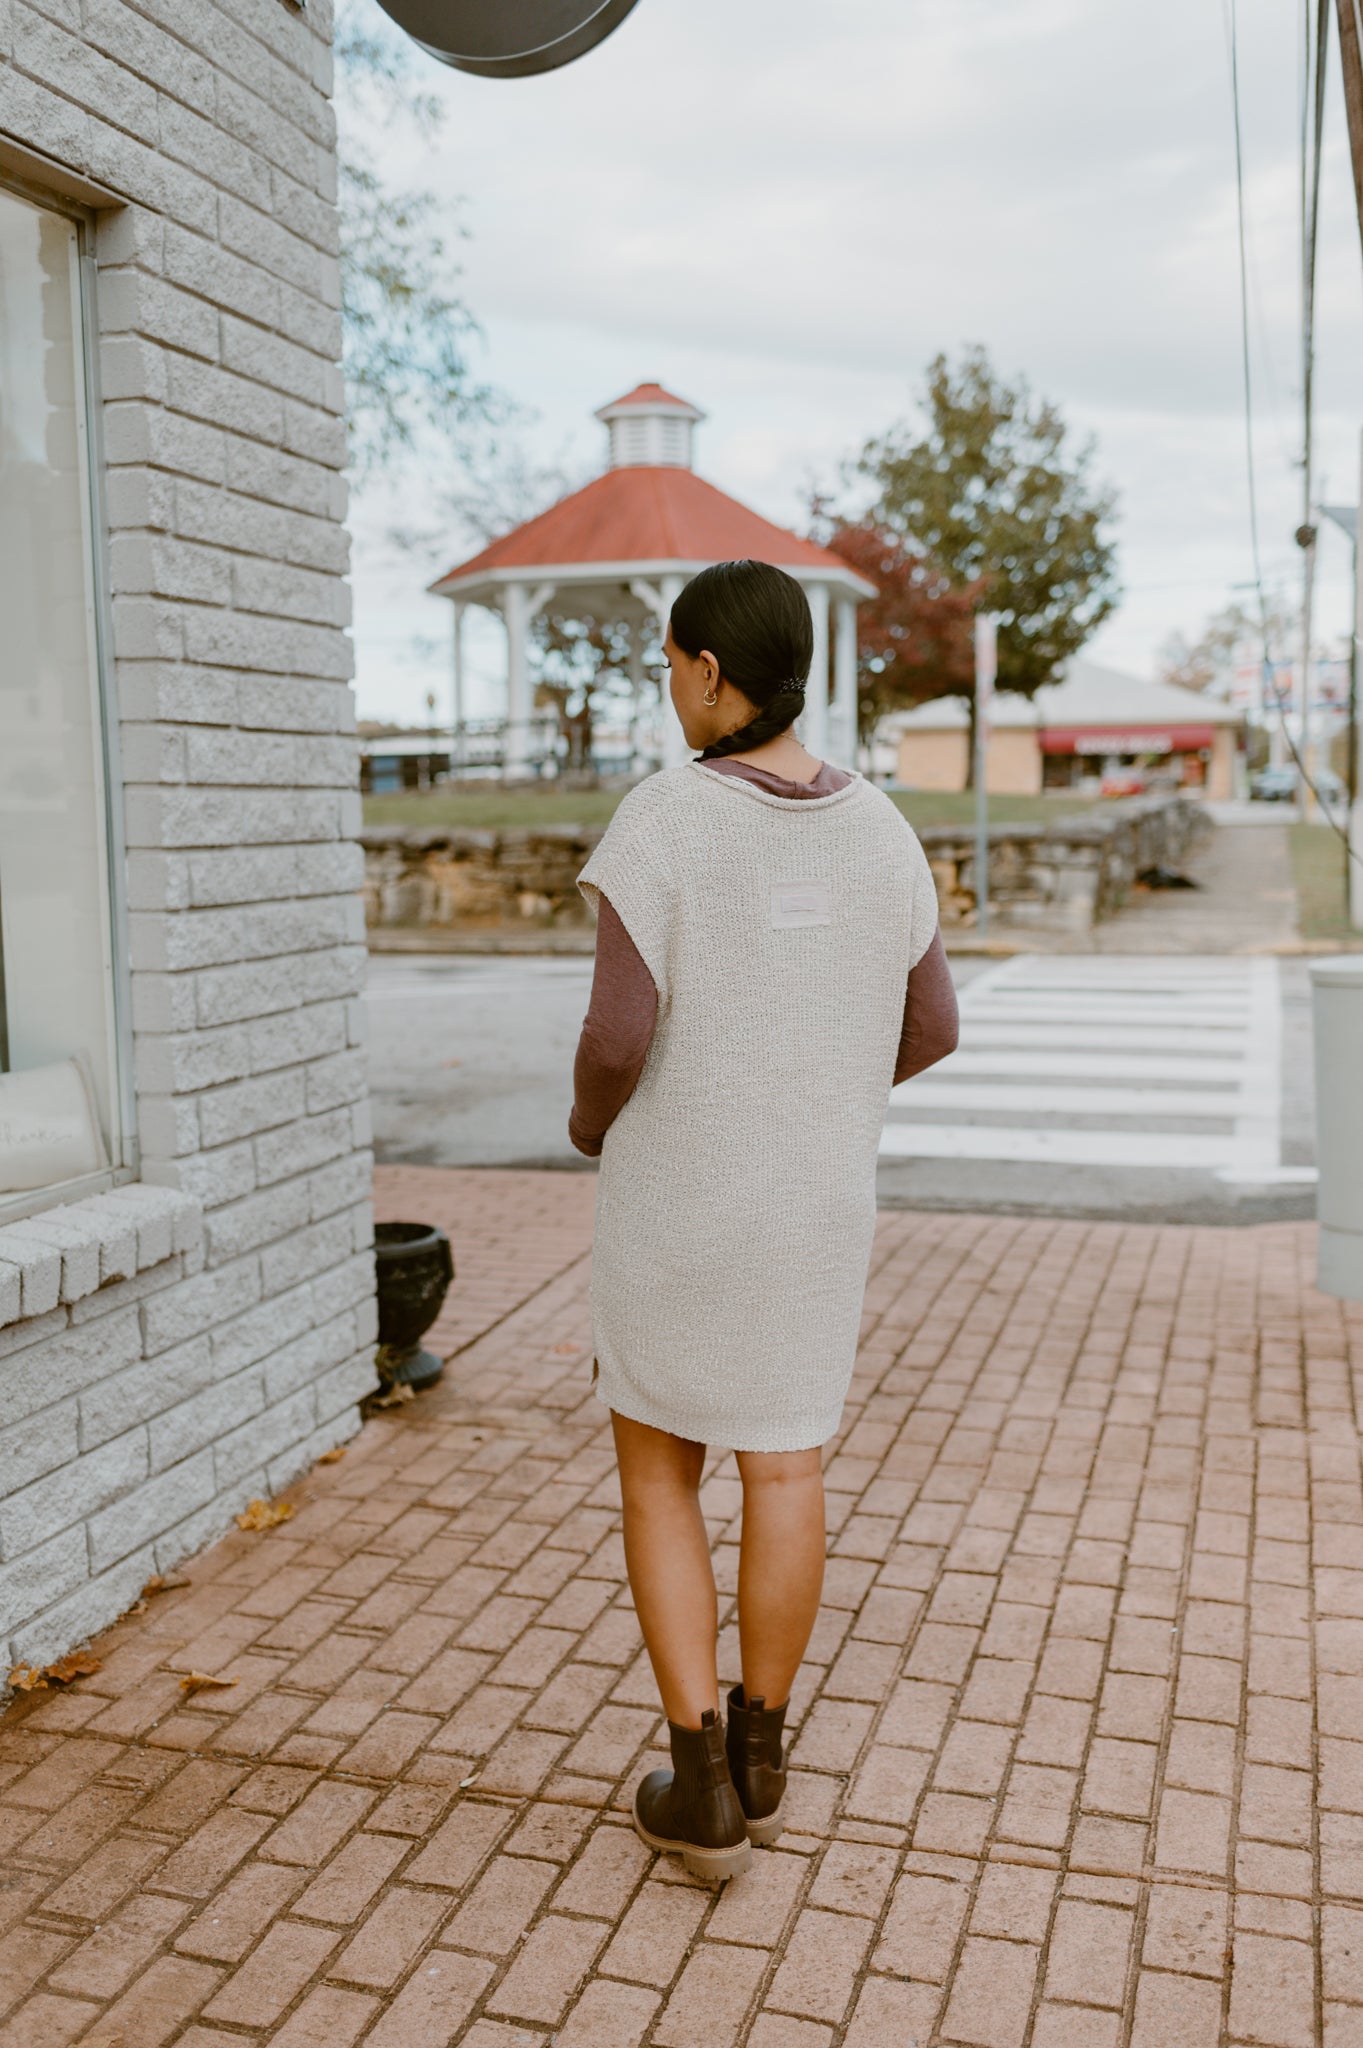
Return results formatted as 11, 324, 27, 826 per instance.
143, 1573, 191, 1596
459, 1773, 479, 1788
178, 1671, 238, 1696
372, 1382, 415, 1409
316, 1446, 346, 1465
7, 1665, 47, 1691
45, 1651, 101, 1684
235, 1499, 295, 1532
126, 1599, 149, 1618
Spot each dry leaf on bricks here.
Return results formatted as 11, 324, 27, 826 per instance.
143, 1573, 192, 1595
45, 1651, 101, 1683
316, 1446, 347, 1465
235, 1499, 295, 1531
372, 1382, 415, 1410
7, 1652, 102, 1690
179, 1672, 238, 1696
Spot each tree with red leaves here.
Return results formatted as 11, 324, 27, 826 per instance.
818, 514, 979, 739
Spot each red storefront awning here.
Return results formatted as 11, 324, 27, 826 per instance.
1039, 724, 1219, 756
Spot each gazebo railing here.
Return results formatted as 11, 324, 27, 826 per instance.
449, 716, 561, 775
447, 714, 664, 781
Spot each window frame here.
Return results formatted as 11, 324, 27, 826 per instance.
0, 169, 138, 1225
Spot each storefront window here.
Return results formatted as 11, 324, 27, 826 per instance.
0, 182, 127, 1211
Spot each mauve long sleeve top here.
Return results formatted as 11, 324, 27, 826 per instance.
568, 758, 960, 1157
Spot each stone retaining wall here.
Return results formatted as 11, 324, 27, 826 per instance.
923, 795, 1212, 932
363, 825, 602, 935
361, 796, 1211, 942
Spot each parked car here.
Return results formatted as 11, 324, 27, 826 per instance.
1251, 765, 1299, 801
1250, 764, 1346, 807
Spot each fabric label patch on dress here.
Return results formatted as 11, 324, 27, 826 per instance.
771, 880, 832, 929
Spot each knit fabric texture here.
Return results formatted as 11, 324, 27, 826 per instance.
577, 761, 939, 1452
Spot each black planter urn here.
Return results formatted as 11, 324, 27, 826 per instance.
374, 1222, 455, 1393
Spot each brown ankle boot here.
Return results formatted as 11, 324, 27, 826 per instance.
725, 1684, 788, 1845
633, 1708, 752, 1881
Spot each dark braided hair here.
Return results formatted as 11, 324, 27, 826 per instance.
669, 560, 814, 759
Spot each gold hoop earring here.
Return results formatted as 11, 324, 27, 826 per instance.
702, 686, 718, 706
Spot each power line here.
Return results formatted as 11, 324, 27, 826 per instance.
1223, 0, 1359, 854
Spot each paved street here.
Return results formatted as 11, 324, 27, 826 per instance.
365, 952, 1317, 1225
3, 1167, 1360, 2048
880, 955, 1318, 1226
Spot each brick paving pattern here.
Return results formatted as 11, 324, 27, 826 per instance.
3, 1166, 1362, 2046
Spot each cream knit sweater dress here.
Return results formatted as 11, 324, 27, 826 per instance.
577, 761, 940, 1453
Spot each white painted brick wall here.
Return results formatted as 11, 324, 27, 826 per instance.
0, 0, 377, 1669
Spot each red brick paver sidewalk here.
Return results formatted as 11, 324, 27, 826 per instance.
3, 1169, 1362, 2048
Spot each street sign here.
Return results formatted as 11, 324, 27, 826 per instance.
373, 0, 642, 76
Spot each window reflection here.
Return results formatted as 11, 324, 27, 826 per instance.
0, 186, 121, 1201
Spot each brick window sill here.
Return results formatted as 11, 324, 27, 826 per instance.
0, 1185, 203, 1330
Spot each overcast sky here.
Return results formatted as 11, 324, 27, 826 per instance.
348, 0, 1363, 726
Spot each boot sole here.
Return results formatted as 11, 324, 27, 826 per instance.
745, 1803, 784, 1846
632, 1808, 752, 1882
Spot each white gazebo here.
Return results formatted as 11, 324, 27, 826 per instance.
428, 384, 876, 775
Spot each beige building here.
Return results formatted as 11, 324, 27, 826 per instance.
887, 659, 1241, 801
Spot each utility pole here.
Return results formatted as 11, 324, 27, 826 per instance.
1297, 521, 1319, 815
1299, 1, 1329, 814
1353, 435, 1363, 928
1331, 3, 1363, 909
1319, 490, 1361, 908
1338, 0, 1363, 257
973, 615, 998, 941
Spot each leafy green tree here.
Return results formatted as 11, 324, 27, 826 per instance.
858, 347, 1120, 700
334, 2, 497, 479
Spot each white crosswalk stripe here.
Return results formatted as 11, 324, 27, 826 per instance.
882, 955, 1316, 1184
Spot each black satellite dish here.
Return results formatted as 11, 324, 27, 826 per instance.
373, 0, 641, 77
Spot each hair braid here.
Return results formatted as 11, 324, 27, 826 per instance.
701, 681, 807, 758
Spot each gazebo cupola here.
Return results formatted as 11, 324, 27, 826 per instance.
429, 383, 875, 777
596, 382, 705, 470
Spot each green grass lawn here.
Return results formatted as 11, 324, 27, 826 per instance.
361, 784, 1096, 833
1290, 821, 1360, 943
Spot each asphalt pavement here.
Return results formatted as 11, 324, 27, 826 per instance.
364, 950, 1318, 1225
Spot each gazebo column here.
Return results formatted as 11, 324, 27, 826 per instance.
631, 575, 688, 770
659, 574, 686, 768
504, 584, 531, 780
627, 622, 644, 763
833, 597, 858, 767
804, 582, 829, 758
450, 601, 465, 775
502, 581, 554, 781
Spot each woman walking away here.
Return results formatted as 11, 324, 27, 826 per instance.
569, 559, 959, 1880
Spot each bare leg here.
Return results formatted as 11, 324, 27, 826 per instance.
612, 1412, 716, 1729
734, 1448, 826, 1707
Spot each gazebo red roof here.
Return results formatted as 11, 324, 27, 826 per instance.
595, 381, 702, 417
430, 466, 859, 593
